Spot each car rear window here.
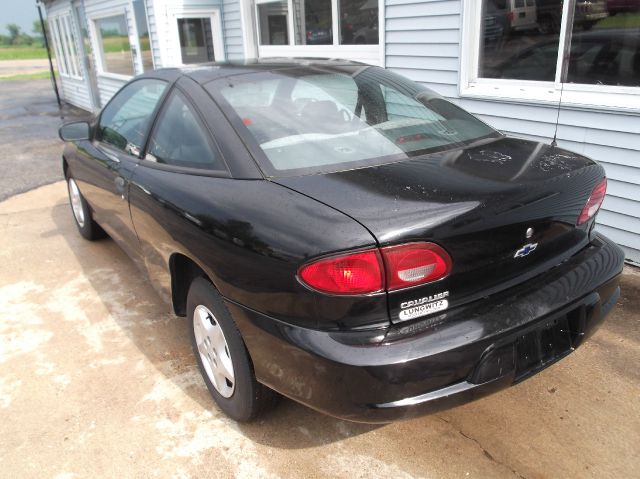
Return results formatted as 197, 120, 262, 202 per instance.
211, 66, 499, 177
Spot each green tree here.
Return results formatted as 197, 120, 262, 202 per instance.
6, 23, 21, 43
32, 19, 47, 47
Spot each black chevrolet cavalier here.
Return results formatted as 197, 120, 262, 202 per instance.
59, 59, 624, 423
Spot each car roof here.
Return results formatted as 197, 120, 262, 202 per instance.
139, 58, 371, 85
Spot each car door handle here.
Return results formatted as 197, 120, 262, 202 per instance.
103, 149, 121, 163
115, 176, 126, 197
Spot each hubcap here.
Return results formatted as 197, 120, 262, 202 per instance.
193, 305, 235, 398
68, 178, 85, 228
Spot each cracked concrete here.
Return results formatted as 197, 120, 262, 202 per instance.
0, 181, 638, 478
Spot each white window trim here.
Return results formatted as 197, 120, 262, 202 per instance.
254, 0, 384, 66
89, 8, 137, 81
168, 8, 226, 66
131, 0, 155, 72
459, 0, 640, 113
50, 12, 83, 81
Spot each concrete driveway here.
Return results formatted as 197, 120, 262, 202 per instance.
0, 182, 639, 478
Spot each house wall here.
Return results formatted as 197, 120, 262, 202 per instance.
83, 0, 141, 105
149, 0, 244, 65
384, 0, 640, 264
46, 0, 244, 109
45, 0, 94, 111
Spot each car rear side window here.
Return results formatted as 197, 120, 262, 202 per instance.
97, 79, 167, 155
146, 90, 224, 171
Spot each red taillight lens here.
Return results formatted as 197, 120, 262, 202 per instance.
577, 177, 607, 225
298, 249, 384, 295
381, 242, 452, 291
298, 242, 452, 295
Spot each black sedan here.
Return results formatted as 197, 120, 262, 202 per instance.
59, 59, 624, 423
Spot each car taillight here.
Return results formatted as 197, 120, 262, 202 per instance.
577, 177, 607, 225
298, 242, 451, 295
298, 249, 384, 295
381, 242, 452, 291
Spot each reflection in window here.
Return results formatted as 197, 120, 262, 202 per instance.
479, 0, 562, 81
292, 0, 332, 45
258, 1, 289, 45
339, 0, 378, 45
98, 79, 167, 152
95, 14, 134, 76
133, 0, 153, 71
148, 91, 223, 170
178, 18, 215, 63
477, 0, 639, 87
567, 2, 639, 87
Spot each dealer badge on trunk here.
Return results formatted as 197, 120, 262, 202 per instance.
399, 291, 450, 321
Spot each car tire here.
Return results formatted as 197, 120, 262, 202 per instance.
66, 177, 106, 241
187, 277, 279, 422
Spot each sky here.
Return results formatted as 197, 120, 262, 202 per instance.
0, 0, 43, 36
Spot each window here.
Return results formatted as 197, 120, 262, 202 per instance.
470, 0, 639, 105
339, 0, 378, 45
97, 79, 167, 154
133, 0, 153, 71
216, 67, 497, 176
147, 91, 224, 170
178, 18, 216, 63
50, 14, 82, 79
293, 0, 333, 45
258, 1, 289, 45
257, 0, 379, 46
95, 14, 134, 76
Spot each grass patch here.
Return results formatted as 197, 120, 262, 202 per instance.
0, 71, 54, 81
0, 45, 49, 60
594, 13, 640, 29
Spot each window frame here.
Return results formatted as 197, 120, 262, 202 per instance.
89, 9, 136, 81
132, 0, 155, 72
459, 0, 640, 112
168, 8, 226, 66
254, 0, 386, 67
50, 12, 83, 80
141, 85, 230, 177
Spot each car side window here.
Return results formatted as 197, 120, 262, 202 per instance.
146, 90, 224, 171
97, 79, 167, 155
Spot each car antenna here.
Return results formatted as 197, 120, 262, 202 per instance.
551, 80, 564, 148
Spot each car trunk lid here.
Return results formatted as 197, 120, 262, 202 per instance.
274, 137, 606, 324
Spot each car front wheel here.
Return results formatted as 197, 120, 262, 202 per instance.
187, 277, 278, 421
66, 177, 105, 240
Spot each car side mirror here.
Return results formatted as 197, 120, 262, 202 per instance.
59, 121, 90, 142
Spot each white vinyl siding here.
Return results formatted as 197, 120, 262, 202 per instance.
223, 0, 244, 60
385, 0, 640, 264
45, 0, 94, 111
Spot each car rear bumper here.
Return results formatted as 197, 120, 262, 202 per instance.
226, 234, 624, 423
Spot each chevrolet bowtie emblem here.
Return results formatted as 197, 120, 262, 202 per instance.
514, 242, 538, 258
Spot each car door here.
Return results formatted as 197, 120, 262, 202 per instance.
78, 78, 169, 262
128, 82, 230, 303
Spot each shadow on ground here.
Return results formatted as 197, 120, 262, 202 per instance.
50, 203, 381, 450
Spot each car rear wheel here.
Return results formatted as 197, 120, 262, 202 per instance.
187, 277, 279, 421
67, 177, 105, 240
